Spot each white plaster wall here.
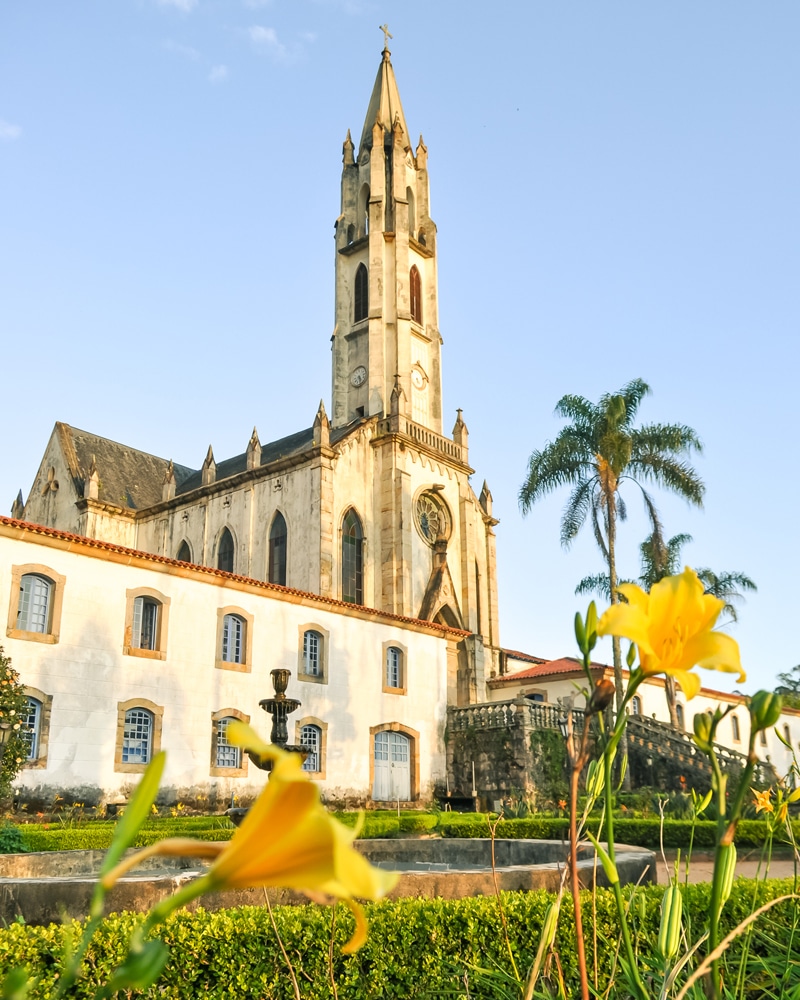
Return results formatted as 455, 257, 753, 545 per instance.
0, 527, 449, 802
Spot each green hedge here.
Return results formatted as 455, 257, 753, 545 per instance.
9, 812, 789, 855
437, 814, 794, 849
1, 881, 796, 997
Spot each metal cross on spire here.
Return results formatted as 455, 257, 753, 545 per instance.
379, 23, 393, 49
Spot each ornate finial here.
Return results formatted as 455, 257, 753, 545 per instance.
379, 23, 392, 52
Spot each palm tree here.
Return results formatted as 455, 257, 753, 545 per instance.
519, 379, 704, 728
578, 528, 757, 726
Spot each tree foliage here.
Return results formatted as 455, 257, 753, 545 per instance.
776, 665, 800, 709
0, 646, 29, 801
519, 378, 704, 721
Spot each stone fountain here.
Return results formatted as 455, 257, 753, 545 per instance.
227, 668, 307, 824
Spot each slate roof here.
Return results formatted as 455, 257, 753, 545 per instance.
57, 423, 195, 511
53, 418, 361, 511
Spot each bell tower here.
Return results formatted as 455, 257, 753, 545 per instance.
332, 40, 442, 433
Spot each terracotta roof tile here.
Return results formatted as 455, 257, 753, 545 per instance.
0, 516, 469, 638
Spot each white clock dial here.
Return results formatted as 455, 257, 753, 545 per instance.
411, 369, 425, 389
350, 365, 367, 387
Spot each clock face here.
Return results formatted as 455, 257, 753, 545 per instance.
350, 365, 367, 387
411, 369, 425, 389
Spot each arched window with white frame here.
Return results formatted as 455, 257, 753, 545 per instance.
214, 716, 242, 769
122, 708, 153, 765
132, 596, 161, 651
301, 724, 321, 772
21, 697, 42, 760
17, 574, 53, 634
221, 613, 245, 665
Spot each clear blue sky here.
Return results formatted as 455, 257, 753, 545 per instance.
2, 2, 797, 694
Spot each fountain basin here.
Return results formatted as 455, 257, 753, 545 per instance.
0, 839, 655, 925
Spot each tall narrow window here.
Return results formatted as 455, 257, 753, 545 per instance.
341, 509, 363, 604
675, 703, 685, 730
221, 614, 245, 664
122, 709, 153, 765
268, 512, 287, 586
303, 630, 322, 677
132, 597, 160, 651
386, 646, 402, 689
354, 264, 368, 323
301, 724, 321, 772
409, 265, 422, 324
176, 540, 192, 563
217, 528, 235, 573
17, 574, 52, 633
731, 715, 741, 742
21, 697, 42, 760
631, 695, 642, 716
215, 717, 241, 769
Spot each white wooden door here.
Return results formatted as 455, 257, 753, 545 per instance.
373, 731, 410, 801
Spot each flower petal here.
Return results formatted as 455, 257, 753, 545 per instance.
680, 630, 745, 683
597, 602, 655, 655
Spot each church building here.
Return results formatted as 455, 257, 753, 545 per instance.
3, 43, 501, 806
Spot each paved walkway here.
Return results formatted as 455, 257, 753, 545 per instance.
654, 849, 798, 885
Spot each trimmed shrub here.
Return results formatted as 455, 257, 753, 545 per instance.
0, 881, 796, 997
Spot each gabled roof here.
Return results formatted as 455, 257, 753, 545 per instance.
56, 423, 195, 511
360, 46, 410, 150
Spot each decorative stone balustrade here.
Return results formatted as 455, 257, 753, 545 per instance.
375, 416, 467, 465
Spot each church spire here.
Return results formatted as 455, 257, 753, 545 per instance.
332, 37, 441, 433
359, 31, 409, 151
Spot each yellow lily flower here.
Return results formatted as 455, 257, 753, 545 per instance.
597, 568, 745, 698
752, 788, 773, 814
103, 723, 397, 952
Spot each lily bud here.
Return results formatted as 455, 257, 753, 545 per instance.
585, 602, 598, 652
749, 691, 783, 733
587, 679, 615, 715
693, 711, 714, 754
574, 612, 587, 654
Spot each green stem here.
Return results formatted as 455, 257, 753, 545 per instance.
707, 735, 756, 1000
603, 730, 648, 1000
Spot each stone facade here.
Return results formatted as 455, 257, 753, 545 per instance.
2, 517, 462, 805
19, 44, 500, 704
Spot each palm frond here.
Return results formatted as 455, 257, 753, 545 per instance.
554, 393, 597, 428
695, 568, 757, 622
632, 422, 703, 457
591, 498, 609, 560
518, 436, 594, 514
575, 573, 612, 599
628, 454, 705, 507
560, 478, 598, 548
616, 378, 651, 424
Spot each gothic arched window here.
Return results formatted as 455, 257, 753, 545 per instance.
410, 265, 422, 324
341, 508, 363, 605
218, 528, 234, 573
176, 540, 192, 563
268, 512, 287, 586
354, 264, 368, 323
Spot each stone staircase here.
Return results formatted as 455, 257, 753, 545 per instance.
447, 698, 776, 791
